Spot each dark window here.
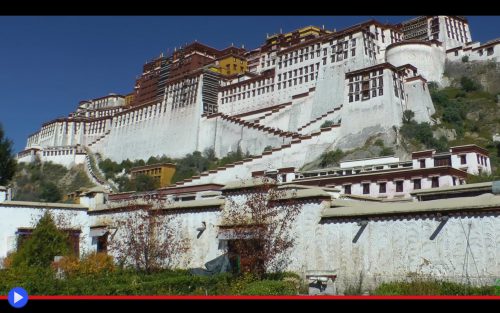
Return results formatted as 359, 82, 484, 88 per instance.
97, 234, 108, 253
460, 155, 466, 164
434, 157, 451, 167
363, 183, 370, 194
420, 159, 426, 168
379, 182, 386, 193
344, 185, 351, 194
413, 179, 421, 190
396, 181, 403, 192
431, 177, 439, 188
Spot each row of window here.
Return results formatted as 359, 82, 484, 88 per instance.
42, 150, 75, 156
344, 177, 440, 195
278, 50, 321, 68
277, 43, 322, 61
222, 78, 274, 95
115, 104, 167, 127
392, 74, 405, 99
277, 73, 317, 90
278, 63, 319, 81
348, 88, 384, 102
478, 47, 495, 57
477, 154, 488, 167
445, 18, 468, 43
221, 85, 276, 104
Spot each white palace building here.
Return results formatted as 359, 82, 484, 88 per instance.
5, 16, 500, 292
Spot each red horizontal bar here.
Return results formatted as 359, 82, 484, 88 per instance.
0, 295, 499, 300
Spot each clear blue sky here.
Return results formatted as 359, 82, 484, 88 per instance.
1, 16, 499, 153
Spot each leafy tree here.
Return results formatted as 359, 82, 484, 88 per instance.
0, 123, 17, 186
99, 158, 122, 179
147, 156, 160, 165
462, 55, 469, 63
133, 174, 159, 192
39, 182, 62, 202
203, 148, 216, 161
12, 212, 70, 268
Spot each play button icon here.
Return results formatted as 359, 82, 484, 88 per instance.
8, 287, 28, 308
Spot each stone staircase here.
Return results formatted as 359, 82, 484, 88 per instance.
206, 112, 301, 141
88, 130, 111, 147
250, 102, 294, 124
173, 123, 342, 187
296, 105, 343, 134
83, 147, 116, 192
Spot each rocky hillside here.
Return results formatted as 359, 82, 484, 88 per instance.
11, 160, 95, 203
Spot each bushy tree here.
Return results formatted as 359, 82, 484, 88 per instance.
12, 212, 70, 268
39, 181, 62, 202
0, 123, 17, 186
460, 76, 481, 92
133, 174, 159, 192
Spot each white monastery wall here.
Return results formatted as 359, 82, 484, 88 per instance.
0, 206, 90, 263
386, 43, 446, 84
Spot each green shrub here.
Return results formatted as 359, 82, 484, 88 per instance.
321, 120, 335, 128
462, 55, 469, 63
460, 76, 481, 92
238, 280, 297, 295
320, 149, 344, 168
379, 146, 395, 156
374, 280, 497, 295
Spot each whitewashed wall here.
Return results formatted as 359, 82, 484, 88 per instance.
386, 43, 446, 84
285, 200, 500, 292
0, 206, 90, 264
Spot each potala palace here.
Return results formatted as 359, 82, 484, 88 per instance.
4, 16, 500, 292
